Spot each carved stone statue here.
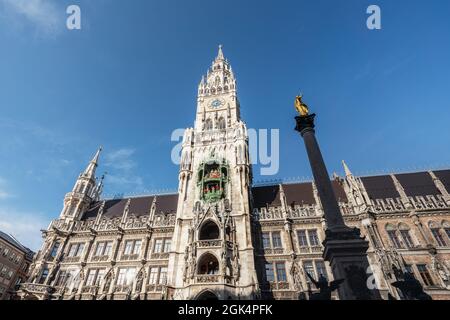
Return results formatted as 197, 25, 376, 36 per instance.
294, 94, 309, 116
306, 272, 344, 300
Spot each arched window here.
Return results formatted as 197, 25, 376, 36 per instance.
205, 119, 213, 131
443, 220, 450, 240
429, 221, 447, 247
217, 117, 226, 130
385, 224, 402, 249
398, 223, 414, 248
197, 253, 219, 275
199, 221, 220, 240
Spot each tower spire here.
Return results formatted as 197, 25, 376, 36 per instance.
83, 146, 102, 180
216, 44, 224, 60
342, 160, 352, 177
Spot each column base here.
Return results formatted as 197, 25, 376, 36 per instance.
323, 227, 381, 300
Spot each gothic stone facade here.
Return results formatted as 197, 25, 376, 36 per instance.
19, 48, 450, 300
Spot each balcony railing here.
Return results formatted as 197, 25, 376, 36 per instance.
197, 240, 221, 248
195, 274, 220, 283
20, 283, 52, 294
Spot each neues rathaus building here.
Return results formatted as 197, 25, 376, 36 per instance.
19, 47, 450, 300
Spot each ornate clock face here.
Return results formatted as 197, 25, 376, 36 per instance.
210, 99, 223, 109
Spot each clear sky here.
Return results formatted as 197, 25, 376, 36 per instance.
0, 0, 449, 250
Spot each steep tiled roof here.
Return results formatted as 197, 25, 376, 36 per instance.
251, 180, 347, 209
0, 230, 34, 256
82, 194, 178, 221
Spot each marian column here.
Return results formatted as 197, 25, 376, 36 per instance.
294, 95, 381, 300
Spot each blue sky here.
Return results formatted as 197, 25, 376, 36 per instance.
0, 0, 449, 250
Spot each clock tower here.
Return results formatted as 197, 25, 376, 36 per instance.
167, 46, 258, 300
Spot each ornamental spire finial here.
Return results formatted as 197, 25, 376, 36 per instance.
217, 44, 224, 60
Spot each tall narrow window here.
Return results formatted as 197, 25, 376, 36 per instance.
39, 268, 49, 284
50, 242, 60, 258
86, 270, 97, 286
124, 241, 133, 255
149, 267, 158, 284
387, 230, 402, 248
153, 239, 163, 253
417, 264, 434, 286
276, 262, 287, 282
430, 228, 446, 247
265, 263, 274, 282
400, 230, 414, 248
271, 232, 282, 248
159, 267, 168, 284
262, 233, 271, 249
297, 230, 308, 247
163, 239, 171, 253
315, 260, 328, 280
132, 240, 142, 255
95, 242, 105, 256
104, 242, 112, 255
308, 230, 320, 246
303, 261, 315, 283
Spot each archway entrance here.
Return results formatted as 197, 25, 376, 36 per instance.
196, 290, 219, 300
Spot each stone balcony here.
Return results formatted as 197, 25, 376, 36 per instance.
20, 283, 53, 295
195, 274, 220, 283
197, 239, 222, 248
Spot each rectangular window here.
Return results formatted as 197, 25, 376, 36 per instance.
272, 232, 282, 248
303, 261, 314, 283
445, 228, 450, 239
68, 244, 78, 257
56, 271, 67, 286
431, 229, 446, 247
39, 268, 49, 284
404, 264, 413, 274
96, 269, 105, 286
132, 240, 142, 255
50, 242, 60, 258
68, 243, 84, 257
163, 239, 171, 253
308, 229, 320, 246
262, 233, 271, 249
86, 270, 97, 286
159, 267, 168, 284
297, 230, 308, 247
76, 243, 84, 257
124, 241, 133, 255
400, 230, 414, 248
116, 268, 136, 286
417, 265, 434, 286
387, 231, 402, 249
153, 239, 163, 253
95, 242, 105, 256
265, 263, 275, 282
104, 242, 113, 256
276, 262, 287, 282
148, 267, 158, 284
315, 260, 327, 280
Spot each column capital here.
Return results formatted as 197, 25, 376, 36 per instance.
295, 114, 316, 135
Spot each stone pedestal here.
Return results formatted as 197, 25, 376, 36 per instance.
295, 114, 381, 300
